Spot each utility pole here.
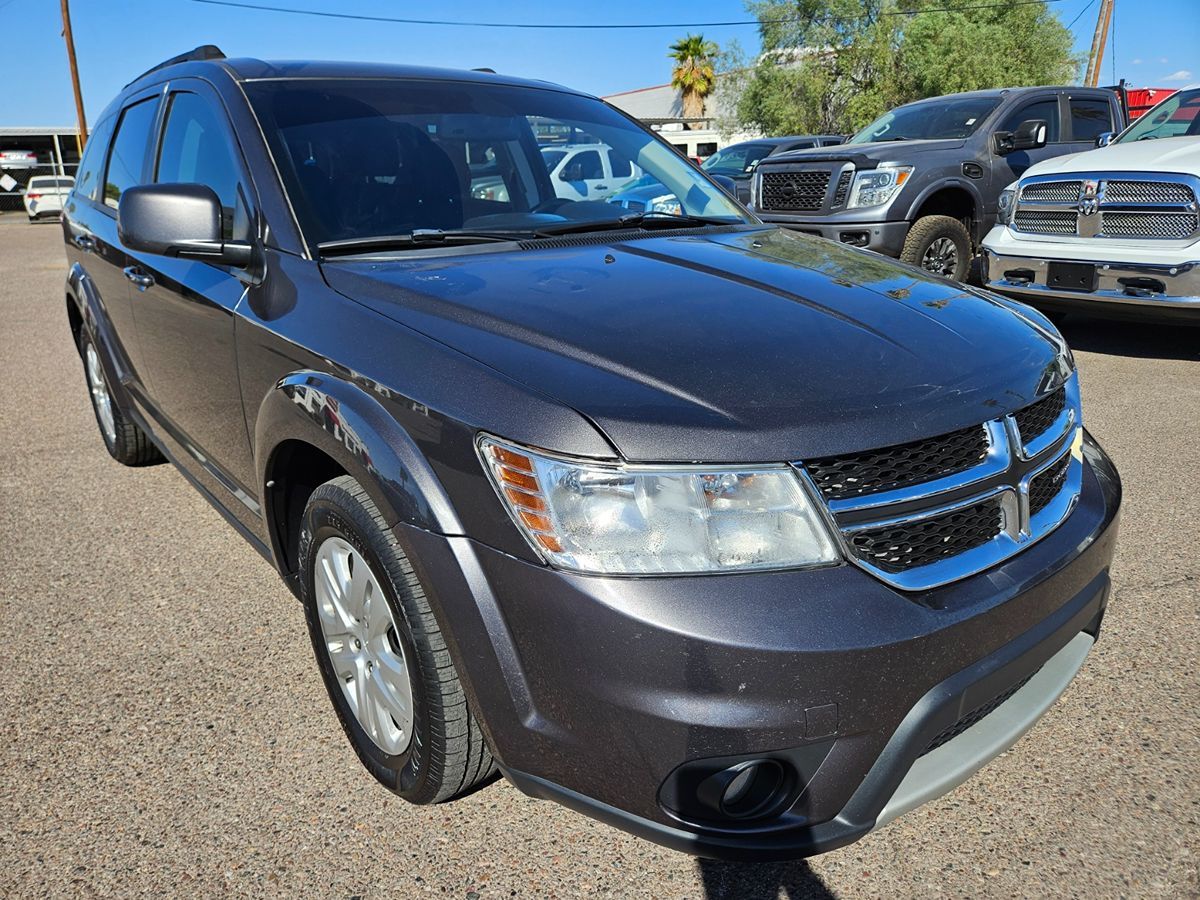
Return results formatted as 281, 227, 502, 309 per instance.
1084, 0, 1115, 87
60, 0, 88, 150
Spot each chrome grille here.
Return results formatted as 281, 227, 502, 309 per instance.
806, 425, 988, 501
1013, 210, 1077, 235
1104, 180, 1195, 204
1020, 181, 1081, 203
1101, 211, 1199, 239
759, 170, 831, 211
848, 496, 1004, 574
802, 377, 1083, 592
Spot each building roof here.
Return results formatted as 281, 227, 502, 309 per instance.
0, 127, 80, 137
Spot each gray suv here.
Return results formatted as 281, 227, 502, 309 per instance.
751, 87, 1125, 281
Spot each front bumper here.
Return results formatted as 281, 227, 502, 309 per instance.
753, 214, 910, 257
399, 432, 1121, 860
982, 229, 1200, 319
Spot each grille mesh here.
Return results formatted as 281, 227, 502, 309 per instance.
760, 170, 831, 211
831, 169, 853, 207
1013, 388, 1066, 445
1101, 211, 1198, 239
1020, 181, 1082, 203
1104, 180, 1196, 204
1029, 453, 1071, 516
848, 496, 1003, 574
1013, 210, 1078, 235
922, 670, 1037, 756
805, 425, 989, 501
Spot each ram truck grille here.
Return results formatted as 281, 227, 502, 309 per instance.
1013, 173, 1200, 241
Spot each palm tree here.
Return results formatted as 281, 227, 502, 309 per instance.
669, 34, 719, 124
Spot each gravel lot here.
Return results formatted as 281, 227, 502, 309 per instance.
1, 216, 1197, 898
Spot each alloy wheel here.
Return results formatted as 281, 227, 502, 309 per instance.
313, 536, 414, 755
85, 343, 116, 445
921, 236, 959, 277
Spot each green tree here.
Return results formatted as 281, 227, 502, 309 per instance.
736, 0, 1079, 137
669, 34, 720, 122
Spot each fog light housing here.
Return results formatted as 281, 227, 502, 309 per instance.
701, 760, 788, 820
839, 231, 869, 247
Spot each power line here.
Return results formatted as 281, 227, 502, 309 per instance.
188, 0, 1067, 30
1065, 0, 1098, 30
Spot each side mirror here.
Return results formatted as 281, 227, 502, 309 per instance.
117, 183, 252, 266
1095, 131, 1115, 148
1011, 119, 1048, 151
711, 174, 737, 193
559, 164, 583, 182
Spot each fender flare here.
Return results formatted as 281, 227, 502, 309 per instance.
901, 177, 986, 234
254, 370, 465, 570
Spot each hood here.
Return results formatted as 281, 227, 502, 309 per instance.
1022, 136, 1200, 178
765, 139, 967, 168
322, 227, 1065, 463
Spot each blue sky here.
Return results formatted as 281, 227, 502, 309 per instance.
5, 0, 1198, 126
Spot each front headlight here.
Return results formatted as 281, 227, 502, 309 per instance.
649, 194, 682, 216
846, 166, 913, 209
997, 182, 1018, 225
478, 436, 840, 575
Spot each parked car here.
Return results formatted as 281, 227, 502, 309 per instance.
540, 142, 641, 201
0, 148, 39, 169
23, 175, 75, 221
983, 84, 1200, 322
64, 47, 1120, 861
607, 171, 740, 215
751, 87, 1127, 281
703, 136, 845, 204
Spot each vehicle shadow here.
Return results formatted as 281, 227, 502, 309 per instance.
696, 858, 837, 899
1057, 314, 1200, 362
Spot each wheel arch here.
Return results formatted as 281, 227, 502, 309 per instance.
255, 371, 464, 577
904, 181, 984, 241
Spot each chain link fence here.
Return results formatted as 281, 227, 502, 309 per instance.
0, 163, 80, 213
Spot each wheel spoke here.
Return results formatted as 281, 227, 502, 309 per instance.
325, 634, 357, 680
374, 647, 413, 720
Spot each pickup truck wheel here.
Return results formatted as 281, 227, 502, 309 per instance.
298, 475, 496, 804
901, 215, 972, 281
79, 335, 164, 466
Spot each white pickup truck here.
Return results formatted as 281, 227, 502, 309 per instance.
983, 84, 1199, 321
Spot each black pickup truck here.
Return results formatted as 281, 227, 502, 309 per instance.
750, 86, 1126, 281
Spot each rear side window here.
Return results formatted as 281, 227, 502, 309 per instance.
1000, 98, 1060, 143
155, 91, 247, 240
608, 148, 633, 178
1069, 98, 1113, 141
104, 98, 158, 209
571, 150, 603, 179
74, 117, 115, 202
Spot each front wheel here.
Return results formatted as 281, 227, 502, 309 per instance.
901, 215, 972, 282
298, 475, 496, 804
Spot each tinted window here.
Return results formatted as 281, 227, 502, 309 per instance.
702, 143, 774, 176
1000, 98, 1060, 143
849, 96, 1001, 143
608, 148, 633, 178
104, 98, 158, 209
75, 116, 114, 202
156, 92, 246, 240
571, 150, 603, 179
1069, 98, 1112, 141
541, 148, 567, 171
783, 141, 816, 152
1117, 87, 1200, 142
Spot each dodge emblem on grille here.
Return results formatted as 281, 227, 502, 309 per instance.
1077, 178, 1101, 216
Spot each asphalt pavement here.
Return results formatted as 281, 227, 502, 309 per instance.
2, 216, 1197, 898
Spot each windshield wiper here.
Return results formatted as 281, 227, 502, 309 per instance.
533, 212, 736, 238
318, 229, 528, 256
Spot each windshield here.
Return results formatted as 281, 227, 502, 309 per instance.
245, 79, 748, 246
702, 144, 773, 176
848, 96, 1001, 144
1117, 88, 1200, 143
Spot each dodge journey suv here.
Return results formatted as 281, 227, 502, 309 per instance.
62, 47, 1121, 860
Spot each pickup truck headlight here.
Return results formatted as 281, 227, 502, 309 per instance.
846, 166, 913, 209
649, 194, 682, 216
478, 436, 840, 575
997, 182, 1018, 225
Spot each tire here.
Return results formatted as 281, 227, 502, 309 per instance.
298, 475, 496, 804
901, 215, 972, 282
78, 333, 164, 466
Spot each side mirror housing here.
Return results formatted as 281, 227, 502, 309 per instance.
117, 183, 252, 266
711, 174, 738, 193
993, 119, 1048, 154
1095, 131, 1115, 148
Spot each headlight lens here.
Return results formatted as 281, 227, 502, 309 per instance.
478, 436, 840, 575
846, 166, 913, 209
997, 182, 1018, 225
649, 194, 682, 216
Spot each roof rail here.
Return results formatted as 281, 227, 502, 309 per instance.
125, 45, 226, 87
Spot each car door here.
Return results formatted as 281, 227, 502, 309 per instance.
1065, 94, 1118, 153
63, 94, 159, 393
124, 81, 258, 500
556, 148, 607, 200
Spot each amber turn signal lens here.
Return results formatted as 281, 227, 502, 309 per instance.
491, 445, 534, 473
499, 468, 539, 492
504, 487, 546, 512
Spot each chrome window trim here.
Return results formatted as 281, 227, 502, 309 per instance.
799, 374, 1083, 592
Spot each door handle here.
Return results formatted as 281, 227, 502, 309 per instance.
72, 234, 95, 251
595, 184, 608, 190
123, 266, 155, 289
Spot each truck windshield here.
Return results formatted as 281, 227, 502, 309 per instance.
848, 96, 1001, 144
244, 78, 748, 246
702, 144, 773, 176
1117, 87, 1200, 142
